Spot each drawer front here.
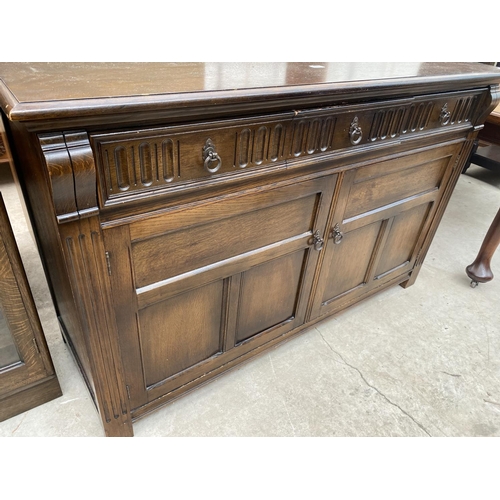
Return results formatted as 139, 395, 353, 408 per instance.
91, 89, 485, 208
292, 89, 484, 162
92, 113, 294, 202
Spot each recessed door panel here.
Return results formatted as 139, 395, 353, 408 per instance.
374, 202, 432, 279
235, 249, 306, 343
138, 280, 224, 387
322, 221, 383, 304
345, 155, 449, 220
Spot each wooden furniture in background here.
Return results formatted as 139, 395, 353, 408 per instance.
463, 103, 500, 172
0, 191, 61, 422
1, 118, 61, 421
0, 63, 499, 436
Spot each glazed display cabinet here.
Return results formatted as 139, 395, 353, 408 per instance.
0, 117, 61, 421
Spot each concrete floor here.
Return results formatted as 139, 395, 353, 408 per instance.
0, 162, 499, 438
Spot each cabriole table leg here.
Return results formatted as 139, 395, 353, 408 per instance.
466, 207, 500, 286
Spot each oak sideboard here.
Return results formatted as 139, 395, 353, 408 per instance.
0, 63, 499, 436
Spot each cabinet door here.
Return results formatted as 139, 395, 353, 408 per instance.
105, 174, 337, 409
310, 142, 461, 319
0, 194, 61, 421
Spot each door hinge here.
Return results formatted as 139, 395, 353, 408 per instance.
126, 385, 131, 400
32, 337, 40, 354
105, 251, 112, 276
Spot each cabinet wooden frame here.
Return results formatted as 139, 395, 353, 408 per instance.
57, 131, 477, 431
0, 194, 61, 422
1, 63, 499, 436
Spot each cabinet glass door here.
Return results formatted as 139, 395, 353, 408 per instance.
0, 308, 21, 368
0, 191, 61, 421
0, 193, 47, 392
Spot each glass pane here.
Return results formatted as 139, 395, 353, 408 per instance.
0, 306, 20, 368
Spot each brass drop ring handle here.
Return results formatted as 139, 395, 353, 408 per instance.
312, 230, 324, 251
439, 103, 451, 125
202, 138, 222, 173
349, 116, 363, 145
204, 153, 221, 173
331, 223, 343, 244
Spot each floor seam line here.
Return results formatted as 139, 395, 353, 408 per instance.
316, 328, 432, 437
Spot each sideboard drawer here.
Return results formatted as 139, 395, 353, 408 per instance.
91, 88, 486, 211
291, 89, 484, 165
92, 112, 294, 203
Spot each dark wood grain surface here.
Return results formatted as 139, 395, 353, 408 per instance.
1, 62, 500, 124
0, 192, 62, 420
1, 62, 500, 102
1, 63, 500, 435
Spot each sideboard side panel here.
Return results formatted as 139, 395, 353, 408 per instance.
400, 134, 476, 288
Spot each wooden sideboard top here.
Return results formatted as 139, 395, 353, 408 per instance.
1, 62, 500, 126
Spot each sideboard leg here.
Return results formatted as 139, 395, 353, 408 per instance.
466, 207, 500, 285
102, 413, 134, 437
401, 136, 481, 291
60, 217, 134, 437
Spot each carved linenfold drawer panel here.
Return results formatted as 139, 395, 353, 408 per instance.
365, 94, 475, 143
295, 90, 483, 154
288, 114, 337, 158
92, 113, 295, 202
91, 89, 484, 208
